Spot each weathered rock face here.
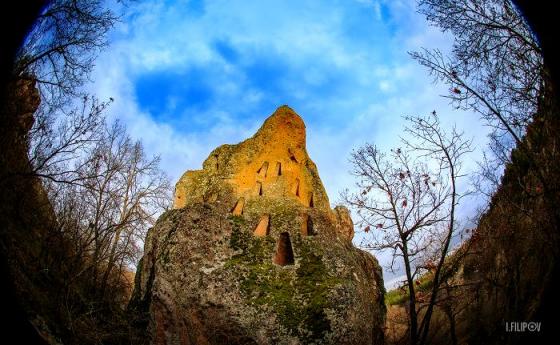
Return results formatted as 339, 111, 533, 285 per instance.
173, 105, 331, 214
129, 106, 385, 345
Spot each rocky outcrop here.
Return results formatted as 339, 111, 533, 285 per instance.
1, 79, 58, 344
129, 106, 385, 344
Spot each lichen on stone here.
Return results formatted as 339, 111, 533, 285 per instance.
129, 106, 386, 345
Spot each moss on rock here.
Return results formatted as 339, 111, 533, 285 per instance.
129, 106, 385, 345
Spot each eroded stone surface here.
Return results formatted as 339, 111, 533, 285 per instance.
130, 106, 385, 345
173, 105, 330, 213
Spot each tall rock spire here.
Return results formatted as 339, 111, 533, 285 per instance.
129, 106, 385, 345
173, 105, 347, 237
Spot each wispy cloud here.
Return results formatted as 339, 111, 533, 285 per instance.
89, 0, 491, 287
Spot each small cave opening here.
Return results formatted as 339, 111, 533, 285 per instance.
231, 197, 245, 215
293, 178, 300, 197
273, 232, 295, 266
288, 148, 298, 163
301, 213, 314, 236
308, 192, 314, 208
213, 154, 219, 170
257, 161, 269, 178
275, 162, 282, 176
253, 214, 270, 237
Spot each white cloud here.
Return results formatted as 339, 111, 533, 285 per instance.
88, 0, 493, 288
378, 80, 393, 92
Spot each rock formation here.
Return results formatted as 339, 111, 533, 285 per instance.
129, 106, 385, 344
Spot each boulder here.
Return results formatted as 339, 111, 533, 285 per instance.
129, 106, 385, 345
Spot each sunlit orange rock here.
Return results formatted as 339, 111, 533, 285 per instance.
130, 106, 385, 345
253, 214, 270, 237
173, 105, 353, 240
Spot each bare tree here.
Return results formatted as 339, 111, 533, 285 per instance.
0, 1, 166, 342
344, 113, 471, 345
46, 120, 171, 298
27, 95, 110, 184
408, 3, 560, 344
410, 0, 542, 194
8, 0, 123, 188
14, 0, 117, 107
12, 0, 170, 306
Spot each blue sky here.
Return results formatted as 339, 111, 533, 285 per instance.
90, 0, 491, 287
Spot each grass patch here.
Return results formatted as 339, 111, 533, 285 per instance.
385, 289, 409, 306
385, 274, 434, 306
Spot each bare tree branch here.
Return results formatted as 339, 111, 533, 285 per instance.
344, 113, 471, 345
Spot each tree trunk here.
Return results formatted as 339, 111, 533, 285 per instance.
403, 241, 418, 345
